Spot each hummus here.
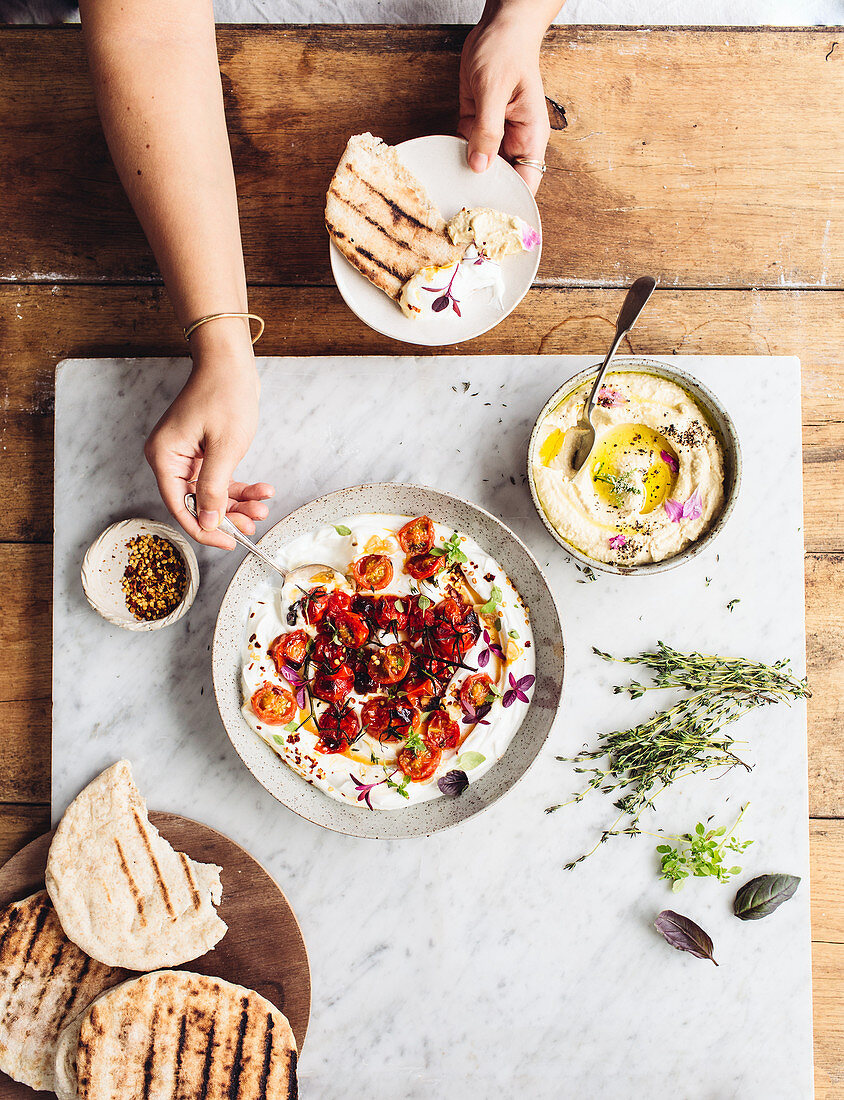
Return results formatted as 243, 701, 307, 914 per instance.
531, 372, 726, 566
447, 207, 540, 262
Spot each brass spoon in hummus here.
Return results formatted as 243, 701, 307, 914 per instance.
184, 493, 346, 589
571, 276, 656, 472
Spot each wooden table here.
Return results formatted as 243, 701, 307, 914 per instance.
0, 24, 841, 1094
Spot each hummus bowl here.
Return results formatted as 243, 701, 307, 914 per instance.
212, 484, 565, 839
527, 359, 742, 575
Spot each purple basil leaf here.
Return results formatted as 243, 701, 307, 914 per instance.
279, 665, 301, 685
733, 873, 800, 920
482, 629, 491, 644
431, 296, 449, 313
502, 689, 516, 708
489, 643, 505, 658
477, 648, 490, 668
475, 702, 492, 721
654, 910, 718, 965
296, 687, 306, 709
452, 300, 461, 317
517, 674, 536, 691
508, 672, 518, 689
437, 769, 469, 797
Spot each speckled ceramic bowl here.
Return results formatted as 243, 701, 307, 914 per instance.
527, 357, 742, 576
81, 518, 199, 631
212, 484, 565, 839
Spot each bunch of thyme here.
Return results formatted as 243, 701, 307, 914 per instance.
548, 641, 809, 869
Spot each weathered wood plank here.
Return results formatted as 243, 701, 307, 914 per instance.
0, 285, 841, 549
814, 942, 844, 1099
0, 27, 840, 288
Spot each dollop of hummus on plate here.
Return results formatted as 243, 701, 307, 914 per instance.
531, 372, 727, 566
447, 207, 540, 262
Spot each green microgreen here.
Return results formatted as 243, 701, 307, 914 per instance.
479, 585, 502, 615
383, 769, 411, 799
508, 629, 519, 640
655, 805, 753, 892
430, 532, 468, 569
333, 524, 352, 536
593, 461, 641, 501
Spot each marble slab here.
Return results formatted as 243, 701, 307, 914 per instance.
53, 354, 811, 1098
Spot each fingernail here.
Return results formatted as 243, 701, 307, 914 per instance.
198, 509, 219, 531
469, 151, 488, 173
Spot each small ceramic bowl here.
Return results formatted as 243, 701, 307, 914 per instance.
527, 357, 742, 576
81, 518, 199, 631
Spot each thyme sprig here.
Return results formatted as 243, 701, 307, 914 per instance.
548, 642, 809, 869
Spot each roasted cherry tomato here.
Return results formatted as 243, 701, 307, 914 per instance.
368, 643, 411, 685
397, 743, 442, 781
424, 709, 460, 750
351, 594, 379, 625
268, 630, 309, 671
302, 586, 330, 625
373, 595, 409, 635
431, 598, 480, 661
360, 696, 392, 737
460, 673, 494, 714
310, 635, 347, 670
351, 554, 394, 592
349, 650, 376, 696
398, 515, 435, 555
390, 698, 422, 740
405, 595, 435, 642
250, 682, 296, 725
401, 672, 440, 704
404, 552, 442, 581
330, 611, 370, 649
315, 704, 359, 754
311, 664, 355, 705
413, 650, 454, 687
318, 590, 352, 629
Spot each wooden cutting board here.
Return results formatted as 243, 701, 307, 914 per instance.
0, 812, 311, 1099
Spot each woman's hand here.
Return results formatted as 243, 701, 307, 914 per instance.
458, 0, 559, 195
144, 321, 274, 550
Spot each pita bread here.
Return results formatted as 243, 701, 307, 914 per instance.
325, 132, 462, 300
45, 760, 227, 971
63, 970, 297, 1100
0, 891, 125, 1092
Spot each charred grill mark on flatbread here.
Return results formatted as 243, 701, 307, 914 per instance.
324, 221, 346, 240
173, 1012, 188, 1098
326, 187, 414, 252
0, 900, 50, 1016
356, 247, 406, 282
179, 851, 202, 910
287, 1050, 298, 1099
227, 997, 250, 1099
53, 952, 91, 1036
0, 903, 21, 959
141, 1006, 159, 1099
114, 838, 147, 925
344, 165, 436, 235
257, 1013, 274, 1100
132, 808, 176, 919
199, 1019, 216, 1100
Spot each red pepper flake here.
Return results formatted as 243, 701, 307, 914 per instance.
121, 534, 187, 621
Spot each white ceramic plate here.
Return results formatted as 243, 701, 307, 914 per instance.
212, 484, 564, 840
328, 135, 542, 346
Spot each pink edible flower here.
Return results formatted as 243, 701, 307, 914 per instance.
664, 489, 703, 524
608, 534, 627, 549
597, 386, 626, 408
521, 224, 541, 251
660, 449, 679, 473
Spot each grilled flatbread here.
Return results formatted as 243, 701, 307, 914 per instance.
45, 760, 227, 971
0, 891, 126, 1093
60, 970, 297, 1100
325, 132, 462, 300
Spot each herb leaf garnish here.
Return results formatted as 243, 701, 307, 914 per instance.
333, 524, 352, 536
656, 805, 752, 891
479, 585, 502, 615
654, 910, 718, 965
733, 873, 800, 920
437, 770, 469, 797
455, 751, 485, 771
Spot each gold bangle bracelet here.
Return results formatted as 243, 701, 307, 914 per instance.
183, 312, 266, 345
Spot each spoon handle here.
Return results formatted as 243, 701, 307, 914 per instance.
183, 494, 287, 579
583, 275, 657, 421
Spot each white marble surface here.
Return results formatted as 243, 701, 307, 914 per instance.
53, 354, 811, 1098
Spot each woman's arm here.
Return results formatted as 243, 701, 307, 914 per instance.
459, 0, 563, 194
79, 0, 272, 549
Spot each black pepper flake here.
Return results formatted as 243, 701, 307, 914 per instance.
121, 534, 187, 621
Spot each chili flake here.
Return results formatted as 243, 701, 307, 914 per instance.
121, 534, 187, 621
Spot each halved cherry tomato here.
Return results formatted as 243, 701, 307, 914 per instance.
413, 650, 454, 687
397, 743, 441, 781
368, 643, 411, 685
302, 587, 330, 625
269, 630, 309, 671
330, 611, 370, 649
431, 598, 480, 661
374, 595, 409, 635
250, 682, 296, 725
424, 709, 460, 750
398, 515, 435, 555
405, 552, 442, 581
311, 664, 355, 705
460, 673, 494, 714
390, 699, 422, 740
351, 554, 394, 592
317, 590, 353, 632
402, 672, 439, 704
360, 696, 392, 737
315, 704, 359, 754
310, 634, 347, 670
349, 650, 376, 696
351, 594, 379, 624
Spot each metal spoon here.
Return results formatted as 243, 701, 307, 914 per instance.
570, 275, 657, 472
184, 493, 346, 588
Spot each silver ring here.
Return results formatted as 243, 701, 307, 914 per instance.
513, 157, 547, 174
